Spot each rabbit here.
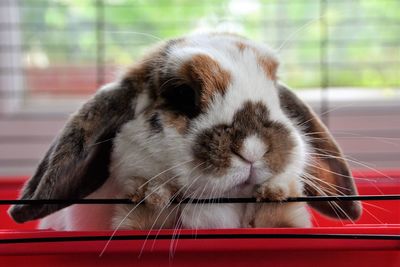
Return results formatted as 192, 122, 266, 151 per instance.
8, 32, 362, 231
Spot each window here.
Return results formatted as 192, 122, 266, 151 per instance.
0, 0, 399, 175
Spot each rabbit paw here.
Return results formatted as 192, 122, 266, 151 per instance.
128, 191, 145, 203
127, 185, 147, 203
125, 177, 148, 203
254, 182, 289, 202
145, 186, 172, 209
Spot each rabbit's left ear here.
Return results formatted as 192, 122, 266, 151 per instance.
8, 75, 147, 223
278, 83, 362, 220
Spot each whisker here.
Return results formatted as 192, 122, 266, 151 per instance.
139, 162, 211, 258
138, 175, 184, 256
110, 143, 191, 171
159, 77, 186, 92
306, 160, 385, 197
192, 178, 217, 240
303, 179, 348, 226
170, 170, 216, 257
331, 131, 400, 142
99, 167, 190, 257
138, 159, 194, 190
362, 201, 391, 213
302, 172, 349, 193
305, 161, 354, 180
304, 175, 356, 224
330, 200, 355, 224
277, 16, 324, 52
168, 190, 199, 260
308, 207, 320, 227
140, 165, 210, 256
309, 150, 394, 182
305, 158, 387, 195
106, 31, 163, 41
297, 104, 351, 128
171, 167, 219, 257
359, 203, 384, 225
301, 178, 339, 197
188, 178, 212, 237
167, 173, 209, 260
143, 162, 209, 248
88, 137, 115, 147
140, 189, 193, 257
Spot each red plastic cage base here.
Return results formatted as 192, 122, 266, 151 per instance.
0, 170, 399, 267
1, 228, 399, 267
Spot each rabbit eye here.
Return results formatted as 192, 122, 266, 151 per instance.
262, 120, 272, 128
162, 83, 200, 118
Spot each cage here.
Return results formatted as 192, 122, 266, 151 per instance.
0, 0, 399, 266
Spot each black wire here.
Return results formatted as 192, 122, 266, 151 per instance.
1, 196, 399, 245
0, 233, 399, 244
1, 194, 399, 205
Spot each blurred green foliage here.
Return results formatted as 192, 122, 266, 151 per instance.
20, 0, 399, 89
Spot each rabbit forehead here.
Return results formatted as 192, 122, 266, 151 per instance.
167, 34, 283, 129
167, 33, 278, 83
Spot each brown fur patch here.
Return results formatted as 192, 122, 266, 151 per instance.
164, 112, 189, 134
261, 124, 293, 173
234, 41, 279, 80
180, 54, 231, 108
193, 124, 233, 174
123, 39, 184, 100
236, 41, 248, 52
307, 159, 342, 196
257, 55, 279, 80
193, 101, 294, 175
124, 42, 167, 85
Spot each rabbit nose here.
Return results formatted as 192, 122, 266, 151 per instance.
236, 135, 268, 163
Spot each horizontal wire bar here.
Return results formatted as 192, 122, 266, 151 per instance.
2, 0, 399, 8
0, 20, 399, 31
0, 62, 398, 74
0, 41, 399, 51
0, 233, 399, 244
2, 153, 400, 167
0, 136, 55, 143
1, 107, 400, 121
1, 195, 400, 205
1, 152, 400, 167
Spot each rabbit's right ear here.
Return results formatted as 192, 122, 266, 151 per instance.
278, 83, 362, 220
9, 74, 150, 223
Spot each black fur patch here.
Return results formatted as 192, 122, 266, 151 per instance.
160, 83, 201, 119
148, 112, 163, 133
9, 80, 139, 223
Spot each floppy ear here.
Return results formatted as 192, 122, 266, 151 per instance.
8, 78, 144, 223
278, 83, 362, 220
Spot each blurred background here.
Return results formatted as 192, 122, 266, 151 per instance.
0, 0, 399, 176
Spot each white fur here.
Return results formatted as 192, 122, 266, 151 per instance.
180, 203, 245, 229
134, 92, 150, 115
98, 81, 119, 92
39, 178, 120, 230
240, 135, 267, 163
